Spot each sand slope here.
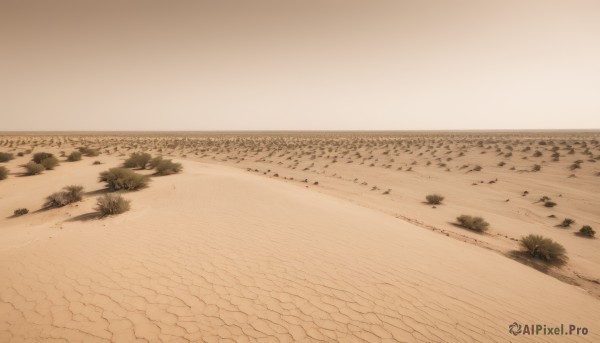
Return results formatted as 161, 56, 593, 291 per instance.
1, 159, 599, 342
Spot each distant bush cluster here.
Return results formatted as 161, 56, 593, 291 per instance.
45, 185, 84, 208
13, 208, 29, 216
124, 152, 152, 169
579, 225, 596, 238
23, 161, 45, 175
67, 151, 82, 161
99, 168, 149, 191
78, 147, 100, 157
425, 194, 444, 205
123, 153, 183, 175
456, 215, 489, 232
0, 166, 7, 180
521, 234, 566, 263
0, 152, 14, 163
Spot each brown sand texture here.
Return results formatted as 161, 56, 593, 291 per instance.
1, 133, 599, 342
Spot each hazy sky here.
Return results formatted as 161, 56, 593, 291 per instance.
1, 0, 599, 131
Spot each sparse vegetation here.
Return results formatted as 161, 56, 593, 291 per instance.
99, 168, 150, 191
44, 185, 84, 208
123, 152, 152, 169
95, 194, 130, 216
544, 201, 557, 208
13, 208, 29, 216
425, 194, 444, 205
520, 234, 567, 263
560, 218, 574, 227
579, 225, 595, 238
0, 152, 14, 163
23, 161, 45, 175
0, 166, 7, 180
67, 151, 82, 161
154, 159, 183, 175
456, 215, 489, 232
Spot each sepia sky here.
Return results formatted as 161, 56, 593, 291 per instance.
1, 0, 599, 131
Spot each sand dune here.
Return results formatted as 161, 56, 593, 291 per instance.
1, 155, 599, 342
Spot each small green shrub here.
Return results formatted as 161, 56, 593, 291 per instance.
44, 185, 84, 208
154, 159, 183, 175
39, 156, 59, 170
99, 167, 149, 191
579, 225, 595, 237
13, 208, 29, 216
425, 194, 444, 205
23, 161, 45, 175
0, 152, 14, 163
521, 234, 567, 262
67, 151, 82, 161
148, 156, 163, 169
457, 215, 489, 232
95, 194, 130, 216
0, 166, 7, 180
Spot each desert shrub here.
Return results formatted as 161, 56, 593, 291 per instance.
0, 166, 7, 180
44, 185, 84, 208
23, 161, 45, 175
544, 201, 557, 208
0, 152, 14, 162
13, 208, 29, 216
123, 152, 152, 169
32, 152, 54, 164
95, 194, 130, 216
78, 147, 100, 157
425, 194, 444, 205
532, 164, 541, 172
40, 156, 59, 170
67, 151, 82, 161
457, 215, 489, 232
472, 165, 482, 171
154, 159, 182, 175
17, 152, 24, 157
560, 218, 574, 227
579, 225, 595, 237
148, 156, 163, 169
521, 234, 567, 262
497, 161, 506, 167
93, 160, 102, 165
99, 167, 149, 191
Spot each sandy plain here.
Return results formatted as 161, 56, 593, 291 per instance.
0, 131, 599, 342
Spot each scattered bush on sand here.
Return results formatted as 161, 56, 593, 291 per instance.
579, 225, 596, 238
521, 234, 567, 263
544, 201, 557, 208
32, 152, 54, 164
13, 208, 29, 216
560, 218, 574, 227
154, 159, 183, 175
0, 152, 14, 162
67, 151, 82, 161
44, 185, 84, 208
99, 167, 149, 191
78, 147, 100, 157
23, 161, 45, 175
0, 166, 8, 180
425, 194, 445, 205
148, 156, 163, 169
123, 152, 152, 169
456, 215, 489, 232
95, 194, 130, 216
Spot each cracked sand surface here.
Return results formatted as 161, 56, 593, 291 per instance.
1, 161, 600, 342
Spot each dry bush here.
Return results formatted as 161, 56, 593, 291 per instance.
0, 166, 7, 180
425, 194, 444, 205
32, 152, 54, 164
154, 159, 182, 175
0, 152, 14, 162
521, 234, 567, 263
560, 218, 574, 227
99, 167, 149, 191
67, 151, 82, 161
544, 201, 557, 208
13, 208, 29, 216
78, 147, 100, 156
579, 225, 595, 238
23, 161, 45, 175
123, 152, 152, 169
95, 194, 130, 216
456, 215, 489, 232
44, 185, 84, 208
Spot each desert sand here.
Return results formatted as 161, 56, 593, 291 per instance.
1, 132, 599, 342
